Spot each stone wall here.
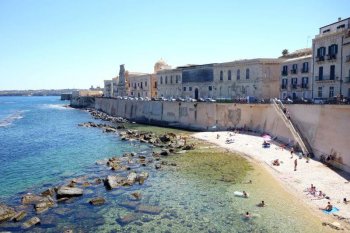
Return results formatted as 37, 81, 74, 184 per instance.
70, 96, 96, 108
94, 97, 350, 172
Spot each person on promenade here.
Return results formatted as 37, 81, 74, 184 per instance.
290, 148, 294, 158
294, 159, 297, 171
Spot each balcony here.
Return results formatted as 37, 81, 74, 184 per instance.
316, 56, 325, 62
327, 54, 337, 60
301, 68, 309, 73
290, 84, 298, 89
346, 55, 350, 62
315, 75, 336, 81
301, 83, 309, 89
281, 85, 287, 90
281, 70, 288, 76
290, 69, 297, 74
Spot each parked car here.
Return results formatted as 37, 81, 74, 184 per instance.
159, 97, 168, 101
176, 97, 185, 102
198, 98, 205, 102
138, 97, 144, 101
205, 98, 216, 102
313, 98, 325, 104
144, 97, 150, 101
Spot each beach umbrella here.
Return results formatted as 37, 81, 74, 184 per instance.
262, 134, 272, 141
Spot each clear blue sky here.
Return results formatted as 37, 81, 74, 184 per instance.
0, 0, 349, 90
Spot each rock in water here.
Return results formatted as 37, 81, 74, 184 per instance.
22, 217, 40, 229
0, 204, 16, 223
136, 205, 162, 215
89, 197, 106, 205
116, 213, 138, 226
104, 175, 126, 189
126, 172, 137, 185
41, 188, 55, 197
12, 210, 27, 222
131, 192, 142, 200
56, 186, 83, 198
21, 194, 45, 205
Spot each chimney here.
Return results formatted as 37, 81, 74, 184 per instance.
338, 17, 341, 21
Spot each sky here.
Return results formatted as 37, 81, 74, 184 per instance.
0, 0, 349, 90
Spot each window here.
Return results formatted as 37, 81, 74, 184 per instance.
317, 47, 326, 59
330, 65, 335, 80
220, 71, 223, 81
160, 76, 163, 84
318, 66, 323, 80
302, 77, 308, 88
282, 65, 288, 75
176, 75, 178, 83
328, 44, 338, 59
209, 86, 212, 91
155, 81, 157, 88
281, 79, 288, 89
228, 70, 232, 80
189, 87, 192, 91
291, 78, 298, 88
318, 87, 322, 98
170, 76, 173, 84
237, 69, 240, 80
145, 81, 147, 87
337, 24, 345, 29
165, 76, 168, 84
140, 82, 143, 88
183, 87, 186, 91
329, 86, 334, 98
292, 64, 298, 74
302, 62, 309, 73
246, 68, 250, 79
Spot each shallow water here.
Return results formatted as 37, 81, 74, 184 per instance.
0, 96, 334, 232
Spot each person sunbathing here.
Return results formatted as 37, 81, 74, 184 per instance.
272, 159, 280, 166
321, 202, 333, 211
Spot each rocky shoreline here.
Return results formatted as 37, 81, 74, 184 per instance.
0, 108, 195, 232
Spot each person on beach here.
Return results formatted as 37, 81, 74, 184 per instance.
217, 134, 220, 139
290, 148, 294, 158
344, 198, 349, 204
322, 202, 333, 211
294, 158, 297, 171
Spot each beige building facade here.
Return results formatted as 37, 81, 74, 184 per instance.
312, 17, 350, 99
280, 53, 313, 100
156, 59, 282, 100
128, 73, 157, 98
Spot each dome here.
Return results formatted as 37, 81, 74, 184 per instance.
154, 59, 171, 72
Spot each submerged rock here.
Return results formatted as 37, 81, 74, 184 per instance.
126, 172, 137, 185
136, 205, 162, 215
89, 197, 106, 205
21, 194, 46, 205
131, 192, 142, 200
41, 188, 55, 197
119, 201, 140, 209
116, 213, 138, 225
0, 204, 16, 223
56, 186, 83, 198
22, 216, 40, 229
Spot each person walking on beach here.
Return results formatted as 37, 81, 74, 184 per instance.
294, 159, 297, 171
290, 148, 294, 158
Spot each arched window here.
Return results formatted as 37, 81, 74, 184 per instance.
237, 69, 240, 80
160, 76, 163, 84
170, 75, 173, 84
246, 68, 250, 79
220, 71, 223, 81
165, 76, 168, 84
228, 70, 232, 80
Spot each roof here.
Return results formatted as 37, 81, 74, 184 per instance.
283, 54, 312, 63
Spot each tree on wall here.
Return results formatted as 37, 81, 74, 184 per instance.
282, 49, 289, 56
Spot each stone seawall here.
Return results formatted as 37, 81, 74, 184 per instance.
70, 96, 95, 108
94, 97, 350, 172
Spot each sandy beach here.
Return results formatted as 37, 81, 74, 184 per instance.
193, 131, 350, 229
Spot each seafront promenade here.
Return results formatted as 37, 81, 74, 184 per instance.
194, 131, 350, 229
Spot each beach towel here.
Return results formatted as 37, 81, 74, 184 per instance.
322, 207, 339, 214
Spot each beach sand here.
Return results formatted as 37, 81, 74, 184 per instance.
193, 131, 350, 229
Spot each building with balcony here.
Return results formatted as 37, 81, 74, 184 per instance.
312, 17, 350, 99
128, 73, 157, 98
280, 49, 313, 100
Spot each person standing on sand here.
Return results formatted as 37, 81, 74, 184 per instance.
294, 159, 297, 171
290, 148, 294, 158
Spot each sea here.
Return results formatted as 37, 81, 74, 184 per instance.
0, 96, 332, 233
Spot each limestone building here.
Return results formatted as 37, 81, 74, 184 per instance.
280, 49, 313, 99
128, 73, 156, 98
312, 17, 350, 99
157, 59, 282, 100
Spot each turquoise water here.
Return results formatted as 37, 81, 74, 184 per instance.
0, 96, 137, 200
0, 96, 332, 232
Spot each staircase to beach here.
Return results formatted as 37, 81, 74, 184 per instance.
271, 99, 313, 156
